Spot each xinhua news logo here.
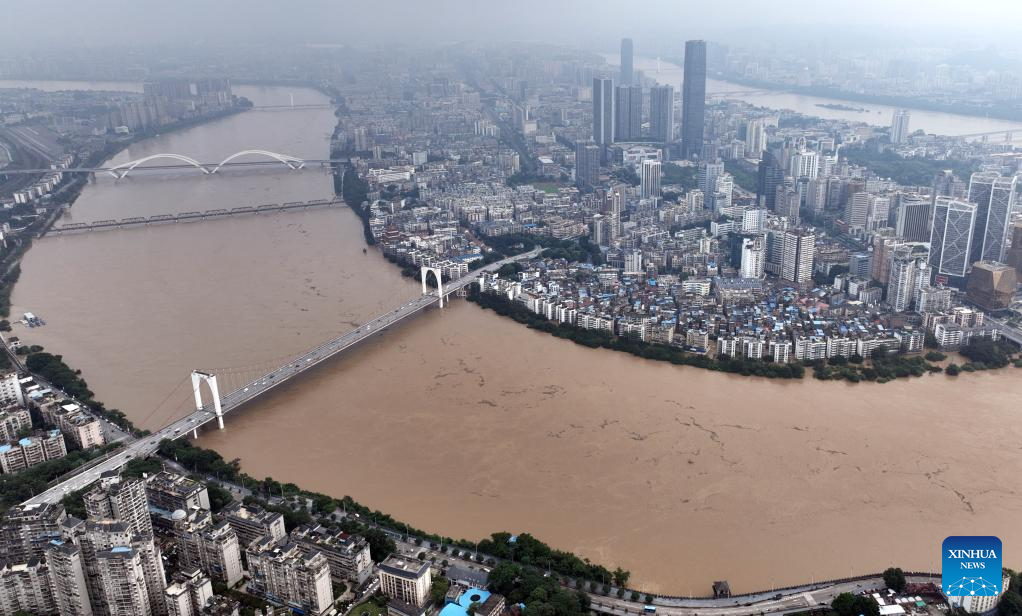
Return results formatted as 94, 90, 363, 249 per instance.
942, 536, 1002, 597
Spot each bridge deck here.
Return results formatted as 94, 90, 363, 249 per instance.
22, 248, 541, 506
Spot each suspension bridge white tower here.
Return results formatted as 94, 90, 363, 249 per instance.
191, 370, 224, 431
421, 266, 445, 308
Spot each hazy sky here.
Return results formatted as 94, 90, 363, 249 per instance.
5, 0, 1022, 52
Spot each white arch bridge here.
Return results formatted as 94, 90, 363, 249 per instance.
105, 150, 308, 179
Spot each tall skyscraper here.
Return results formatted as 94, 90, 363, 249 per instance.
46, 542, 94, 616
890, 109, 911, 144
620, 38, 634, 86
967, 172, 1017, 264
614, 84, 642, 141
929, 197, 977, 278
681, 40, 707, 159
649, 85, 674, 143
781, 229, 815, 285
640, 160, 662, 200
756, 149, 785, 210
592, 78, 614, 146
575, 141, 600, 188
745, 118, 766, 158
740, 236, 766, 278
1006, 222, 1022, 276
84, 473, 153, 538
887, 246, 918, 313
894, 193, 932, 242
698, 160, 724, 197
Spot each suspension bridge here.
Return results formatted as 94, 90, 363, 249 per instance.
42, 198, 343, 236
0, 150, 349, 179
21, 248, 542, 506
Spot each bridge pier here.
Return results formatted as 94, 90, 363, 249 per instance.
421, 266, 445, 308
191, 371, 224, 430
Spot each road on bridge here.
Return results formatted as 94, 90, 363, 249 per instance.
23, 248, 541, 506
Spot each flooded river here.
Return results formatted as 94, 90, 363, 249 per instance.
8, 83, 1022, 592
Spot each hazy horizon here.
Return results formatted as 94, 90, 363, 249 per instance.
4, 0, 1022, 54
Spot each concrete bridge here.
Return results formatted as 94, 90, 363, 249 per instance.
21, 248, 542, 506
42, 199, 343, 236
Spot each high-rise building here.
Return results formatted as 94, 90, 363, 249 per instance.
74, 520, 167, 616
887, 246, 918, 312
742, 208, 767, 233
0, 372, 25, 407
867, 195, 891, 232
0, 558, 57, 616
0, 406, 31, 442
85, 472, 153, 538
781, 229, 815, 285
575, 141, 600, 188
788, 148, 819, 179
966, 261, 1018, 311
0, 502, 66, 563
163, 568, 214, 616
929, 197, 977, 279
890, 109, 911, 144
46, 542, 94, 616
246, 538, 334, 616
932, 170, 965, 201
1006, 222, 1022, 276
175, 513, 244, 588
844, 192, 870, 234
745, 119, 766, 159
681, 40, 707, 159
756, 150, 785, 210
620, 38, 634, 86
640, 160, 662, 200
871, 231, 900, 285
592, 78, 614, 146
967, 172, 1017, 263
614, 85, 642, 142
290, 524, 374, 585
649, 85, 674, 143
848, 252, 872, 279
894, 193, 932, 242
221, 502, 286, 549
740, 236, 765, 278
698, 160, 724, 200
606, 184, 626, 241
378, 556, 432, 614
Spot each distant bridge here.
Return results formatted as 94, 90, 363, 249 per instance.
42, 199, 343, 236
1, 150, 349, 178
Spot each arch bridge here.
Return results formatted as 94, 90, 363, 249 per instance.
107, 150, 308, 179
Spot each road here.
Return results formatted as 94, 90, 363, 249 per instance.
21, 248, 541, 506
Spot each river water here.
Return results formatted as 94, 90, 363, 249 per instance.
606, 55, 1022, 137
8, 82, 1022, 593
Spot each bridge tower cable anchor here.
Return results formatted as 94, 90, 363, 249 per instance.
191, 370, 224, 430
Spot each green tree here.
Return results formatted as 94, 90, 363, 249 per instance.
883, 567, 907, 593
946, 363, 961, 376
999, 591, 1022, 616
430, 577, 450, 606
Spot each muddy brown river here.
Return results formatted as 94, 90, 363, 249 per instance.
9, 83, 1021, 594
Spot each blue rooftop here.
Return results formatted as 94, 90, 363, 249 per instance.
111, 546, 133, 553
440, 588, 492, 616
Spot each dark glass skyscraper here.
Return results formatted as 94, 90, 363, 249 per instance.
614, 84, 642, 142
681, 40, 707, 159
649, 84, 674, 143
620, 38, 633, 86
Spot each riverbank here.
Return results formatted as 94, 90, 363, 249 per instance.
0, 105, 249, 318
467, 286, 1020, 384
711, 70, 1022, 125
